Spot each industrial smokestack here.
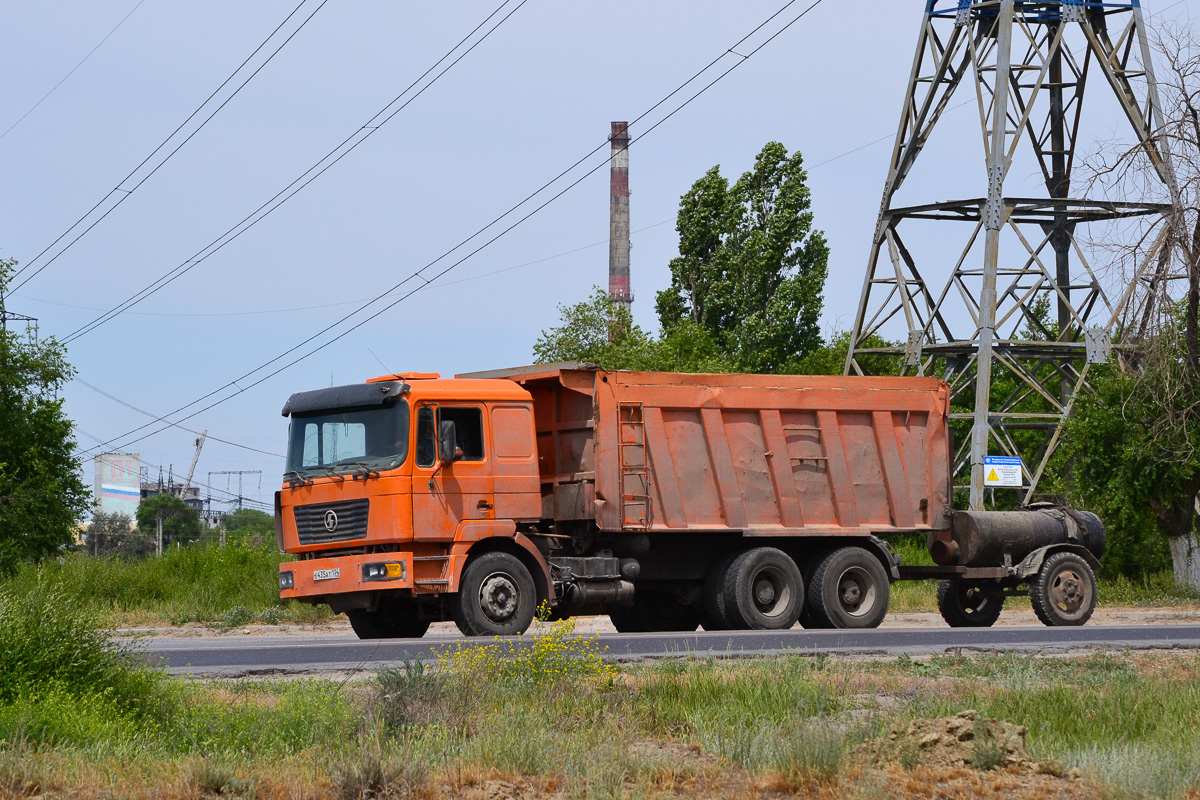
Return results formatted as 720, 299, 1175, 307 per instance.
608, 121, 631, 307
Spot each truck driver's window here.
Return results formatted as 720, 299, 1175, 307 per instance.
439, 406, 484, 461
416, 406, 435, 468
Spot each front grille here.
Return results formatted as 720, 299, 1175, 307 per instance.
294, 499, 370, 545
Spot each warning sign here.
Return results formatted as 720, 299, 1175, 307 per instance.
983, 456, 1023, 487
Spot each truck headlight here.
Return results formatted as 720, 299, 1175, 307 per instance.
279, 570, 294, 590
362, 562, 405, 581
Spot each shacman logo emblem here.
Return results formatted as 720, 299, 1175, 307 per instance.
323, 510, 338, 532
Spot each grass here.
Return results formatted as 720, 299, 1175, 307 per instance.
5, 589, 1200, 798
0, 543, 332, 627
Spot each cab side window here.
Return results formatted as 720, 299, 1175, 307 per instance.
416, 406, 435, 468
440, 406, 484, 461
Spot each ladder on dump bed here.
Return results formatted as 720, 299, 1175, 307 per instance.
618, 403, 650, 530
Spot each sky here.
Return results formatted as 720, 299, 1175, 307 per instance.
2, 0, 1197, 513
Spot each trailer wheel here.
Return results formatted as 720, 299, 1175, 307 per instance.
701, 552, 739, 631
806, 547, 890, 629
610, 590, 701, 633
721, 547, 804, 630
1029, 551, 1096, 627
346, 607, 430, 639
452, 552, 536, 636
936, 580, 1004, 628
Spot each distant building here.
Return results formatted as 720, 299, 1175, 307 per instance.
94, 453, 141, 517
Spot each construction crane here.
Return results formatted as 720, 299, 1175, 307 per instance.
181, 431, 207, 497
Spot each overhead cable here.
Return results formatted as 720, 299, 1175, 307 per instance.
1, 0, 148, 141
74, 0, 829, 459
10, 0, 328, 292
60, 0, 528, 344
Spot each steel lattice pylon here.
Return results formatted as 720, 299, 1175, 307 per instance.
846, 0, 1179, 510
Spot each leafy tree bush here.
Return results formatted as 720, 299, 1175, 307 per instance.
223, 508, 275, 546
0, 257, 90, 576
533, 287, 733, 372
656, 141, 829, 373
136, 493, 202, 549
536, 142, 826, 375
1062, 363, 1179, 578
86, 511, 153, 558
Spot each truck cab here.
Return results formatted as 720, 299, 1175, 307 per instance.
276, 373, 547, 638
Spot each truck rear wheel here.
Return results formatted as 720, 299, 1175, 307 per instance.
721, 547, 803, 630
1029, 551, 1096, 627
452, 552, 537, 637
805, 547, 889, 629
346, 606, 431, 639
936, 580, 1004, 628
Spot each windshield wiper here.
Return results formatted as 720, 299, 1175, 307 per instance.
283, 470, 313, 487
339, 461, 381, 480
306, 465, 346, 482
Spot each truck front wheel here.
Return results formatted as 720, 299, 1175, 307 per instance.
806, 547, 890, 629
452, 552, 537, 637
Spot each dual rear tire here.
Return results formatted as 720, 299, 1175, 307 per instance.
702, 545, 890, 631
703, 547, 804, 630
802, 547, 890, 629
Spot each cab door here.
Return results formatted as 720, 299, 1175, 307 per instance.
411, 403, 495, 541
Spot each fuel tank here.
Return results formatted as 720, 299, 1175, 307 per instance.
929, 507, 1105, 567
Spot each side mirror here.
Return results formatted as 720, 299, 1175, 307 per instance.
438, 420, 458, 463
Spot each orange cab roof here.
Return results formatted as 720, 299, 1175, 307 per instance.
403, 377, 532, 402
366, 372, 441, 383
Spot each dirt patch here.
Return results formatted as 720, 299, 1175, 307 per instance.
858, 710, 1066, 774
860, 764, 1100, 799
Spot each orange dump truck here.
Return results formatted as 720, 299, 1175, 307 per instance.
276, 364, 1105, 637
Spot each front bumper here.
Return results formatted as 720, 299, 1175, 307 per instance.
280, 552, 414, 600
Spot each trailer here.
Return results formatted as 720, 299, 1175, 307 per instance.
275, 364, 1103, 637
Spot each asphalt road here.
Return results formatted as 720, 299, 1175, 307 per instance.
133, 624, 1200, 676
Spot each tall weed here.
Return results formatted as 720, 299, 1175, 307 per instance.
0, 583, 168, 724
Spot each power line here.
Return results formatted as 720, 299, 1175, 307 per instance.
74, 377, 284, 458
74, 0, 829, 459
18, 220, 675, 317
9, 0, 328, 292
1, 0, 147, 141
59, 0, 529, 344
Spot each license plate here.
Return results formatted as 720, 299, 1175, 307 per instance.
313, 568, 340, 581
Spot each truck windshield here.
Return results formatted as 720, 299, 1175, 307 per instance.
285, 399, 410, 475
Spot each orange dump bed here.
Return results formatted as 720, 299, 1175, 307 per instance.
459, 365, 953, 538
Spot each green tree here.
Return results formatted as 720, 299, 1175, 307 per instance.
1060, 364, 1176, 578
533, 287, 734, 372
656, 142, 829, 373
533, 287, 657, 369
795, 331, 903, 377
86, 511, 153, 559
135, 493, 202, 549
223, 508, 275, 546
0, 257, 90, 576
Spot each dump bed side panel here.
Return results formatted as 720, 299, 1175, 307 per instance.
506, 368, 951, 536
